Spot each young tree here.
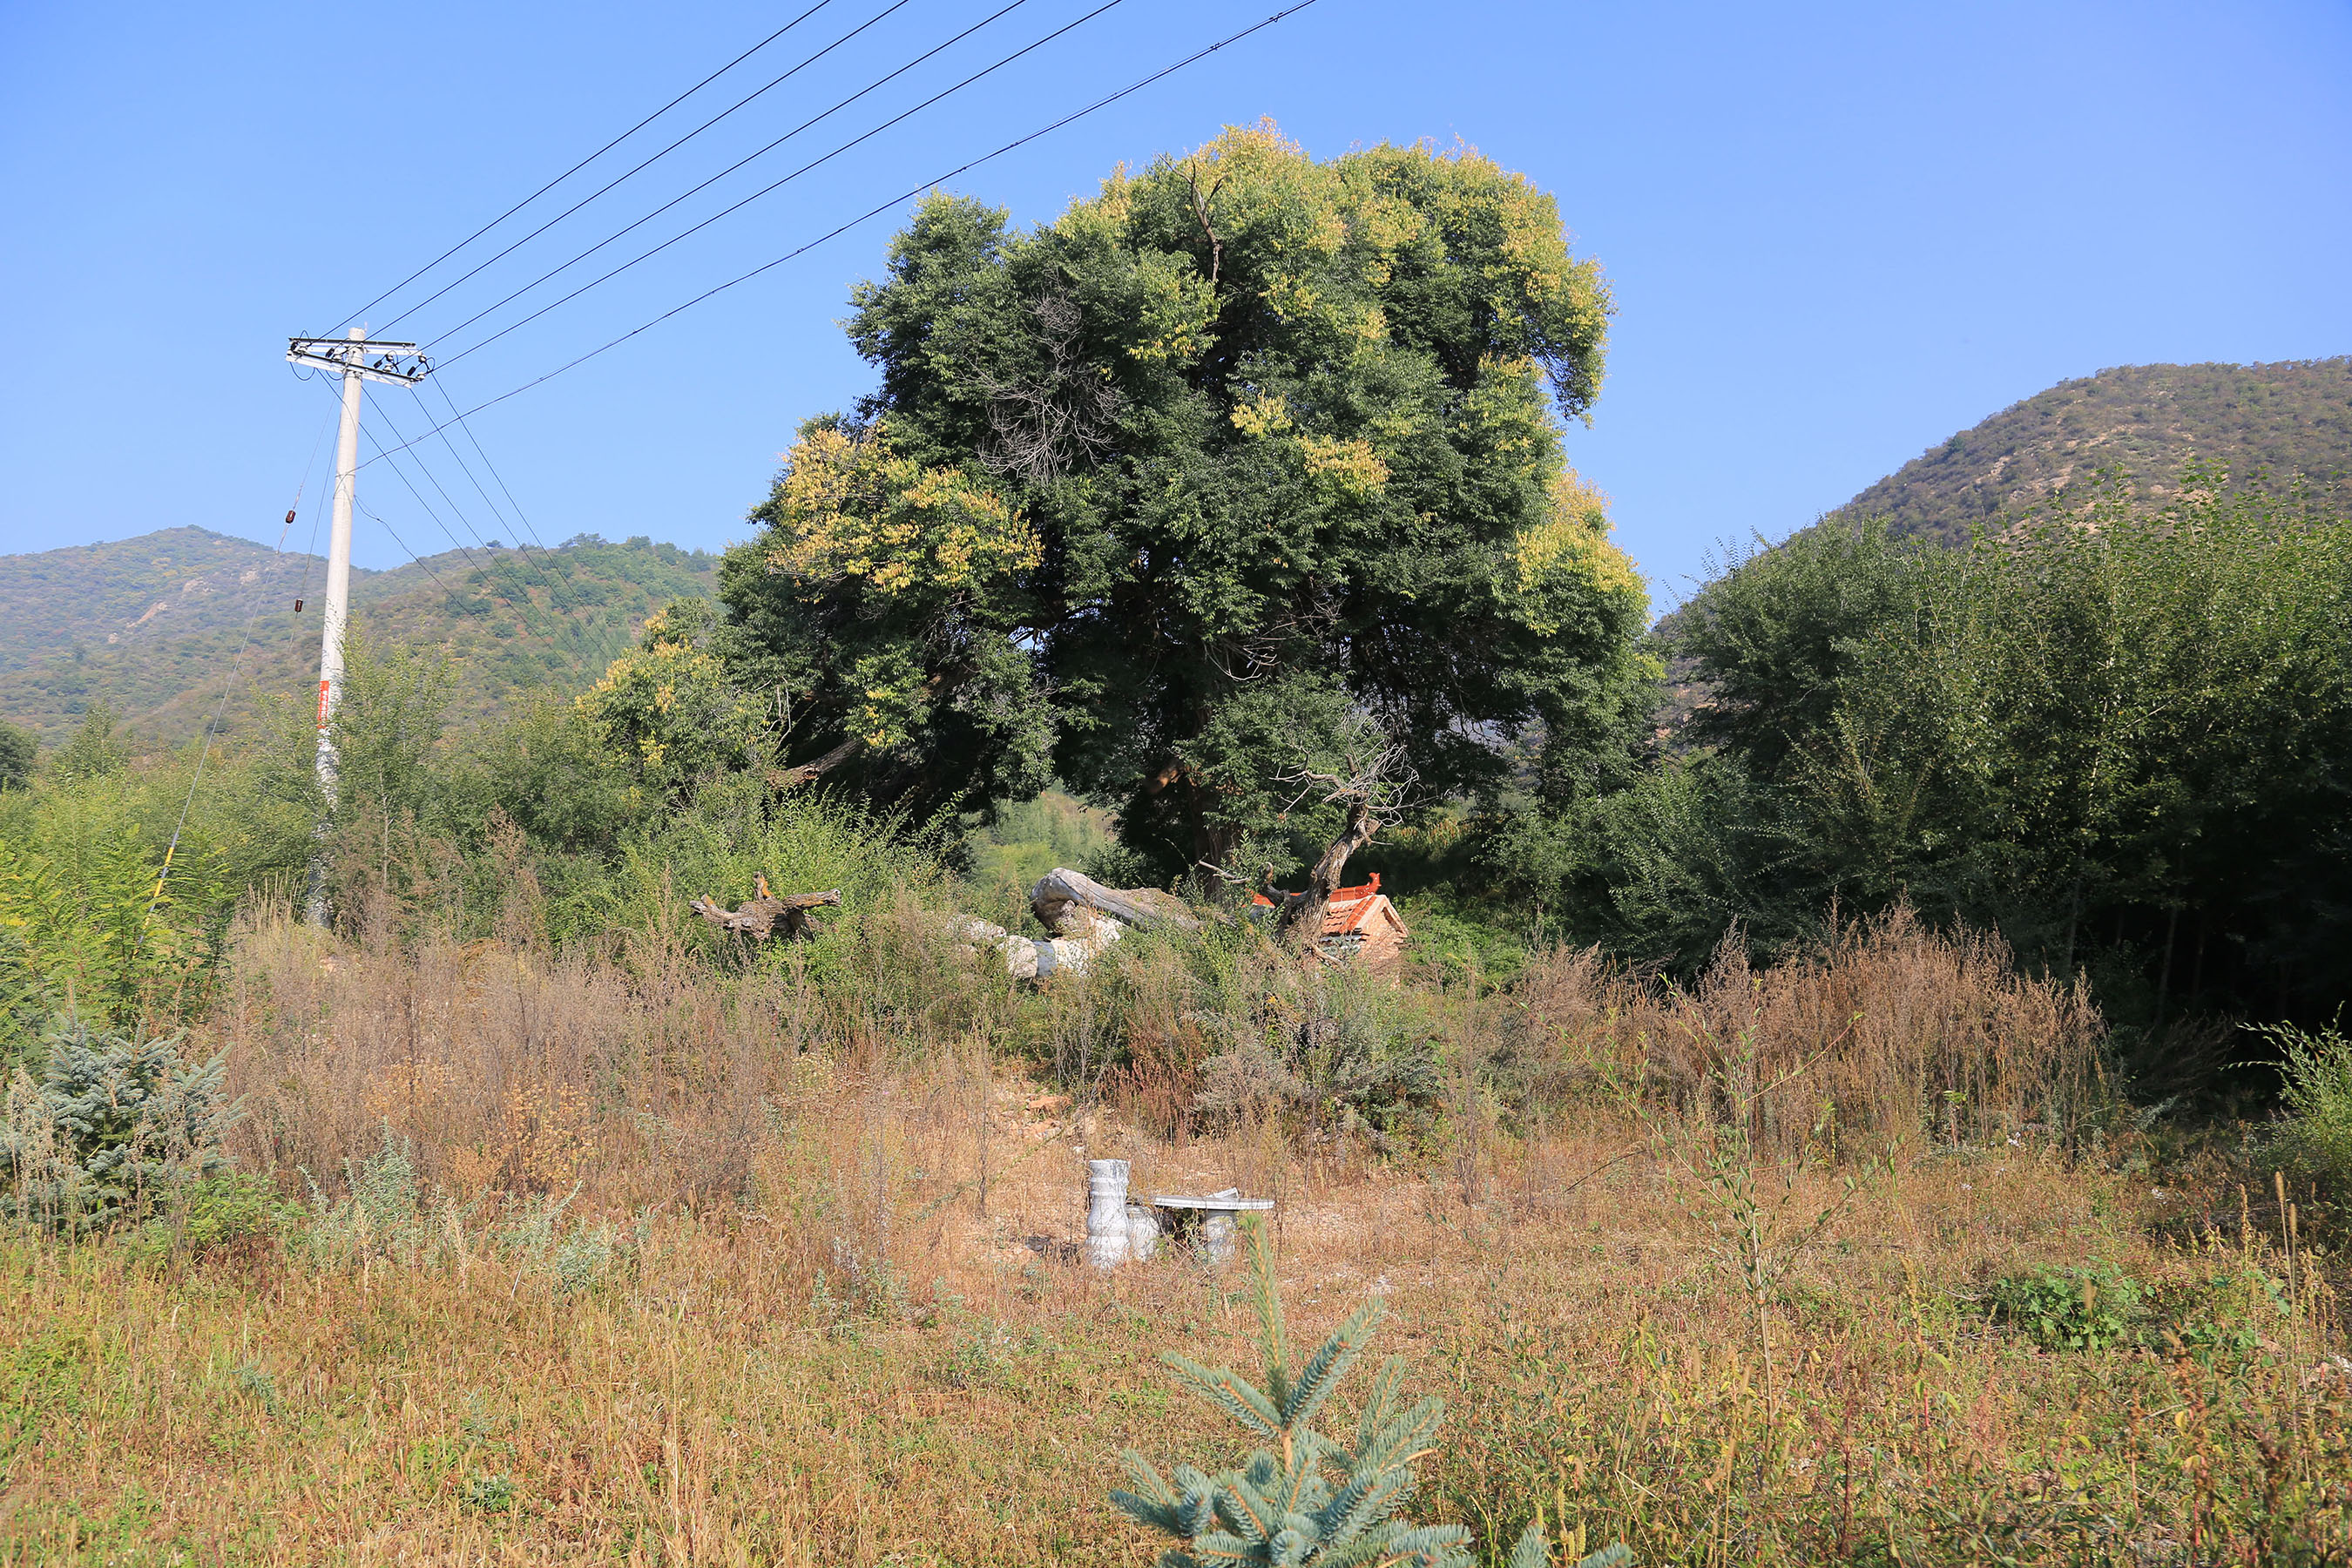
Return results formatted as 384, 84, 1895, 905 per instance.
720, 125, 1652, 875
0, 720, 34, 790
51, 701, 130, 783
1113, 1215, 1628, 1568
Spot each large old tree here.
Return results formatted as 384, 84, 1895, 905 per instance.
716, 125, 1651, 875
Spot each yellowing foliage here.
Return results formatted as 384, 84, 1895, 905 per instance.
1514, 469, 1645, 632
1299, 436, 1389, 498
578, 599, 765, 791
1229, 392, 1294, 439
767, 422, 1037, 598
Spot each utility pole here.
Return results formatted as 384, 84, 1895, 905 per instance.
285, 328, 429, 926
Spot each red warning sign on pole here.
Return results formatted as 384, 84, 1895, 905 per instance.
317, 679, 332, 728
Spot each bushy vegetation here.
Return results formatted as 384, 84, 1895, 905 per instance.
2250, 1018, 2352, 1192
1520, 476, 2352, 1064
0, 131, 2347, 1565
0, 1019, 235, 1234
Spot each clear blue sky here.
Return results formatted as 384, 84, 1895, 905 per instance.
3, 0, 2346, 609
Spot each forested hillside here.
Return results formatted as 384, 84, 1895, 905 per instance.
0, 526, 717, 745
1834, 358, 2351, 544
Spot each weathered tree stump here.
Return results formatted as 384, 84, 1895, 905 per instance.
688, 879, 841, 941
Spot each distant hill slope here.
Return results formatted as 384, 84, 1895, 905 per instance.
1833, 359, 2352, 544
0, 526, 719, 747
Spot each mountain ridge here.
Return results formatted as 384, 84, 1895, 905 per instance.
0, 525, 719, 746
1828, 357, 2351, 544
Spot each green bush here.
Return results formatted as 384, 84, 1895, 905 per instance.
0, 1020, 237, 1233
128, 1171, 292, 1260
2147, 1262, 2294, 1365
1986, 1263, 2143, 1352
461, 1473, 517, 1514
295, 1123, 443, 1269
2248, 1018, 2352, 1191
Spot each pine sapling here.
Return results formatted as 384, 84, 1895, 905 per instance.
1112, 1215, 1628, 1568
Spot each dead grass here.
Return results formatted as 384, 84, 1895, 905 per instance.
1514, 904, 2105, 1155
1, 910, 2344, 1565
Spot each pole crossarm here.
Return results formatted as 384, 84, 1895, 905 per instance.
287, 337, 432, 385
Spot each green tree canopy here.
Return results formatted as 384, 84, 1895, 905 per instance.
716, 125, 1650, 875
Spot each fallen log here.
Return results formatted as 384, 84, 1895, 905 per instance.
1029, 868, 1199, 935
689, 879, 841, 941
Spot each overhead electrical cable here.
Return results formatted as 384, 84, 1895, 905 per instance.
404, 382, 593, 639
420, 379, 647, 678
352, 498, 459, 601
410, 0, 1044, 348
430, 0, 1128, 367
375, 0, 923, 335
430, 378, 558, 558
331, 0, 842, 334
355, 0, 1324, 471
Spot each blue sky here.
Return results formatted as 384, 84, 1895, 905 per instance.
3, 0, 2345, 610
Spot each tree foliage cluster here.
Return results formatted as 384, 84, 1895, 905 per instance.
679, 124, 1650, 882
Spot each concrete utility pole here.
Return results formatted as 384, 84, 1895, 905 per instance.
284, 328, 429, 926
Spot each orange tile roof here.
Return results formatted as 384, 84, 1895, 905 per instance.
1252, 872, 1405, 937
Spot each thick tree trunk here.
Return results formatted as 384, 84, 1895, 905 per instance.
775, 736, 863, 789
1279, 799, 1378, 950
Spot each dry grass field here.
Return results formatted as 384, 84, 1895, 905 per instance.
3, 909, 2345, 1565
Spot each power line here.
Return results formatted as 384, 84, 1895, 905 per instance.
306, 375, 642, 687
332, 0, 842, 335
356, 0, 1323, 470
405, 382, 625, 661
432, 0, 1128, 367
421, 379, 653, 680
429, 378, 554, 555
351, 497, 459, 601
375, 0, 920, 336
415, 0, 1043, 349
358, 416, 594, 656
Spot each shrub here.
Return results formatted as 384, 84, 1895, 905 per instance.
1512, 904, 2105, 1157
461, 1473, 518, 1514
2248, 1018, 2352, 1191
1072, 921, 1450, 1148
0, 1020, 237, 1233
296, 1122, 448, 1269
1986, 1263, 2143, 1352
494, 1186, 639, 1295
1112, 1215, 1627, 1568
2148, 1261, 2295, 1365
129, 1171, 292, 1260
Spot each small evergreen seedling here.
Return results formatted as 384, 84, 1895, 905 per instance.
1, 1019, 237, 1233
1113, 1217, 1628, 1568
